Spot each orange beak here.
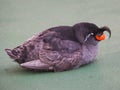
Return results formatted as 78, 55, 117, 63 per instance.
95, 34, 106, 41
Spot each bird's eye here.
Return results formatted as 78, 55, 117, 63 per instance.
90, 33, 94, 35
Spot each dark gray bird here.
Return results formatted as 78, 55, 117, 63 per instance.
5, 22, 111, 72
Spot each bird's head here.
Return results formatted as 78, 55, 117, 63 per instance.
73, 22, 111, 45
5, 46, 26, 63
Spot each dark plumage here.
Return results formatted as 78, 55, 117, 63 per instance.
5, 22, 111, 72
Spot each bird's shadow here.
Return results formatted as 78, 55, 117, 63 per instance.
4, 65, 54, 76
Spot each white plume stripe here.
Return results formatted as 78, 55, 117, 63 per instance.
84, 33, 94, 42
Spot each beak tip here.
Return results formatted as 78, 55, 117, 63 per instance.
95, 34, 106, 41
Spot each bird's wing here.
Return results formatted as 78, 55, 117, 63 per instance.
20, 27, 82, 71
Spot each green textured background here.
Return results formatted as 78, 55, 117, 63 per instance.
0, 0, 120, 90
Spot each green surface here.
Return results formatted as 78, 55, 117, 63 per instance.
0, 0, 120, 90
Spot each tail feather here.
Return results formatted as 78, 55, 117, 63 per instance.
5, 49, 14, 58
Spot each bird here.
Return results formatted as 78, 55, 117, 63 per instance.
5, 22, 111, 72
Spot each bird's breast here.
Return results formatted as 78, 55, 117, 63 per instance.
81, 44, 98, 63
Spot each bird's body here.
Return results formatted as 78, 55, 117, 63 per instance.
5, 22, 111, 72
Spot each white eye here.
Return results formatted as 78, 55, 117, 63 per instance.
90, 33, 94, 35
